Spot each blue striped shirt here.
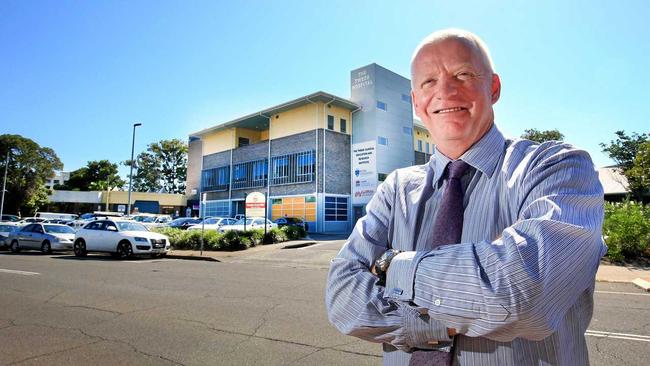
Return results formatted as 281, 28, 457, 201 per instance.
326, 125, 606, 365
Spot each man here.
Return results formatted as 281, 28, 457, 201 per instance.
326, 29, 606, 366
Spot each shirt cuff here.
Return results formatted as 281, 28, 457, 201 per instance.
384, 251, 424, 301
397, 301, 453, 350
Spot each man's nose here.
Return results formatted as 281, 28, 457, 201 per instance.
434, 76, 459, 99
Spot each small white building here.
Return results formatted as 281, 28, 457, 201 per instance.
45, 171, 71, 189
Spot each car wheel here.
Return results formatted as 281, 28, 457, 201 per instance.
10, 240, 20, 253
41, 240, 52, 254
73, 239, 87, 257
117, 241, 133, 259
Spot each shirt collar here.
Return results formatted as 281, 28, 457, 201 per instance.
429, 124, 505, 185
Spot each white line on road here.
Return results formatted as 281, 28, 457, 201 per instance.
586, 330, 650, 342
0, 268, 40, 276
595, 290, 650, 296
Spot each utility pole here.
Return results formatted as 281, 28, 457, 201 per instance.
127, 122, 142, 216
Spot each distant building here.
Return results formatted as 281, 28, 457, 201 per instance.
47, 190, 186, 216
185, 63, 438, 233
45, 171, 70, 189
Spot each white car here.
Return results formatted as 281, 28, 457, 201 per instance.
132, 214, 173, 229
187, 217, 238, 231
73, 219, 170, 258
218, 218, 277, 233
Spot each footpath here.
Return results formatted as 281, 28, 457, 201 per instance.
168, 239, 650, 291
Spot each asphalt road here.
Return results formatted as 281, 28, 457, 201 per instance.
0, 238, 648, 365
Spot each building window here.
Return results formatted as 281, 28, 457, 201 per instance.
418, 140, 422, 151
273, 156, 289, 178
297, 152, 314, 176
402, 126, 412, 136
204, 201, 229, 217
376, 101, 387, 111
253, 160, 267, 182
238, 137, 250, 147
340, 118, 347, 133
377, 136, 388, 146
426, 142, 430, 154
378, 173, 388, 182
325, 196, 348, 222
233, 165, 246, 182
202, 166, 229, 191
401, 94, 411, 103
327, 115, 334, 130
231, 158, 267, 190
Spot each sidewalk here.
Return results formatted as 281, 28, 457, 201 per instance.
166, 239, 317, 262
167, 241, 650, 290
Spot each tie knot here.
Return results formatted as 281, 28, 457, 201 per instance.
447, 160, 470, 180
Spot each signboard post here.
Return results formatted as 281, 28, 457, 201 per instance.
245, 192, 267, 234
351, 141, 378, 205
200, 193, 206, 256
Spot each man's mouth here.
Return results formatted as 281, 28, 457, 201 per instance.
434, 107, 467, 114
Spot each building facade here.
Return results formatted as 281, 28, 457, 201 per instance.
186, 64, 441, 233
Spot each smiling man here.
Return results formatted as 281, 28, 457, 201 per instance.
326, 29, 606, 365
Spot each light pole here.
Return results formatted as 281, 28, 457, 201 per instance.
127, 123, 142, 216
0, 149, 11, 219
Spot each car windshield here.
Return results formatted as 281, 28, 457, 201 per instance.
140, 216, 157, 223
204, 218, 219, 225
234, 219, 255, 225
116, 222, 148, 232
44, 225, 75, 234
0, 224, 16, 232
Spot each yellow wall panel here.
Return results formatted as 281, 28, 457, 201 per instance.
236, 128, 263, 145
270, 104, 320, 139
323, 105, 353, 135
203, 129, 235, 155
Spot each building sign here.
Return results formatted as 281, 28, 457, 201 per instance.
351, 69, 374, 90
352, 141, 378, 205
245, 192, 266, 217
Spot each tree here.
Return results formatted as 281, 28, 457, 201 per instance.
126, 139, 187, 194
627, 141, 650, 199
600, 131, 650, 200
0, 134, 63, 216
521, 128, 564, 143
59, 160, 125, 191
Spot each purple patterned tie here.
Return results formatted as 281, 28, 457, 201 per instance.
409, 160, 470, 366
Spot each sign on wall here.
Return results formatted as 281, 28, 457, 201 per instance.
245, 192, 266, 217
351, 141, 378, 205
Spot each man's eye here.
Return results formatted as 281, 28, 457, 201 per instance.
421, 78, 436, 88
456, 71, 476, 80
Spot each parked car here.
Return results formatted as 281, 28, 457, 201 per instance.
8, 223, 76, 253
73, 219, 170, 258
273, 217, 309, 231
168, 217, 202, 230
218, 218, 277, 233
0, 222, 19, 248
187, 217, 237, 231
1, 214, 20, 222
132, 214, 173, 229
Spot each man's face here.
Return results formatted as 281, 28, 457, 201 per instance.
411, 38, 501, 158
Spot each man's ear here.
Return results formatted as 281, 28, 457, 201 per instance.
411, 90, 418, 109
491, 74, 501, 104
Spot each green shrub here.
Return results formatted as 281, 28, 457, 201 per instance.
603, 201, 650, 262
281, 226, 307, 240
263, 227, 288, 244
220, 230, 250, 251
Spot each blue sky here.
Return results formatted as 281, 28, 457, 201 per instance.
1, 0, 649, 177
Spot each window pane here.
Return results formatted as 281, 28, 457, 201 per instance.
327, 115, 334, 130
376, 101, 387, 111
340, 118, 347, 133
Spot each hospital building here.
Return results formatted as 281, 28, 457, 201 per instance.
185, 63, 435, 233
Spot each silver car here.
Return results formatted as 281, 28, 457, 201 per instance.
0, 222, 19, 248
8, 223, 76, 254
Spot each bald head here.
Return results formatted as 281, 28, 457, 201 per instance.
411, 29, 495, 86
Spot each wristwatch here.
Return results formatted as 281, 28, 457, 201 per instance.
373, 249, 401, 277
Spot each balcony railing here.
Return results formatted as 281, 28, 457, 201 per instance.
201, 150, 316, 191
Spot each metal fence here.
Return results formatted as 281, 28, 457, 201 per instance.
201, 150, 316, 191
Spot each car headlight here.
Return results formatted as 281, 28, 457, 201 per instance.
134, 237, 148, 242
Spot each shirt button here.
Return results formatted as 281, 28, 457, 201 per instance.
434, 299, 441, 306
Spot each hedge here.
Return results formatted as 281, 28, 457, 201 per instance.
603, 201, 650, 262
152, 225, 307, 251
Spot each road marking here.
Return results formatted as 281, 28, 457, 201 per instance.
0, 268, 40, 276
586, 330, 650, 343
595, 290, 650, 296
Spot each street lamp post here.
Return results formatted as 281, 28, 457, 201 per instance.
127, 123, 142, 216
0, 150, 11, 219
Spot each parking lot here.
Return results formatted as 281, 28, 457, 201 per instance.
1, 238, 649, 365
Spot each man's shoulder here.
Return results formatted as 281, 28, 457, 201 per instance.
388, 164, 429, 184
506, 137, 594, 171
